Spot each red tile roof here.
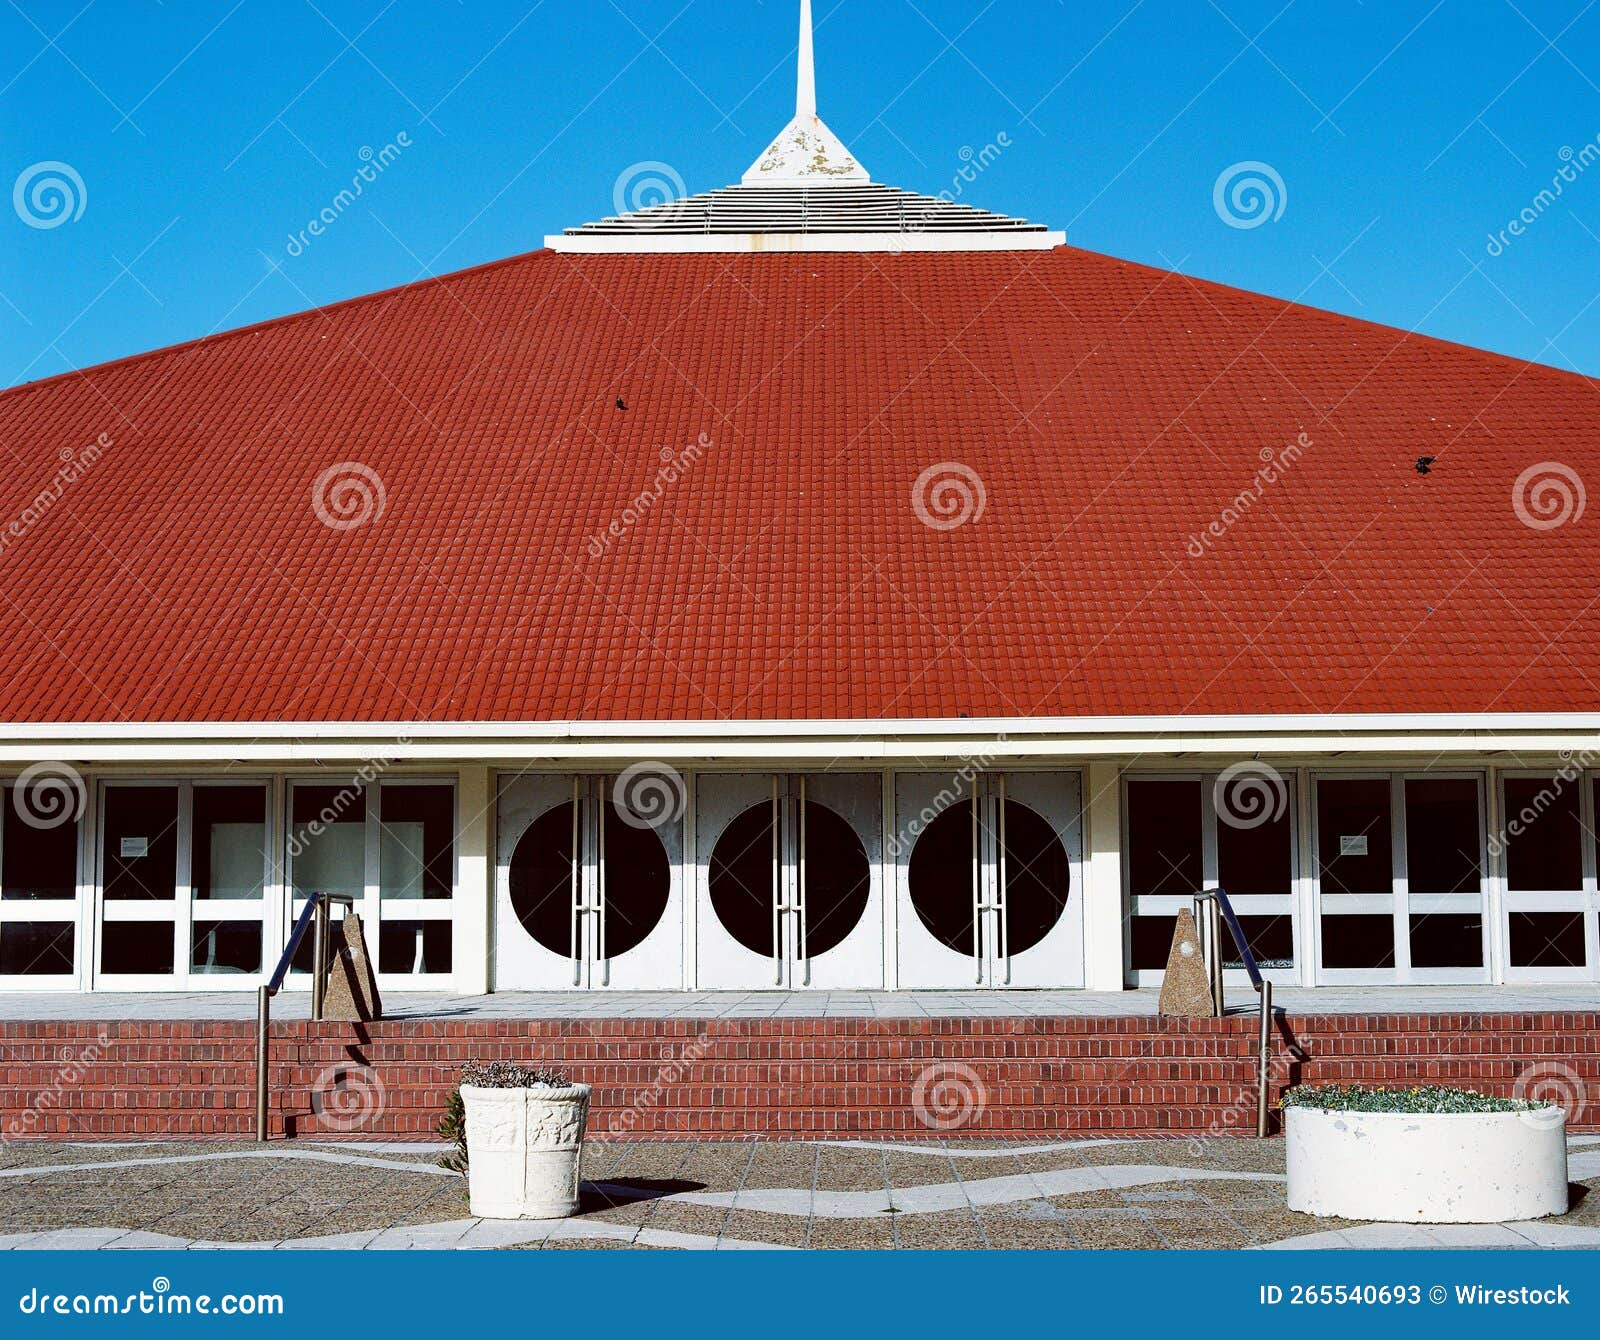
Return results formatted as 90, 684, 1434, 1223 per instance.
1, 246, 1596, 724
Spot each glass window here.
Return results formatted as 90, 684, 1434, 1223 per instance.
290, 785, 365, 900
1503, 777, 1583, 891
192, 786, 266, 900
0, 922, 73, 975
100, 921, 174, 975
1409, 914, 1483, 968
378, 785, 453, 900
1128, 913, 1177, 971
1405, 779, 1480, 894
1321, 915, 1395, 970
1217, 807, 1292, 895
1127, 780, 1202, 896
2, 788, 79, 899
1317, 779, 1391, 894
102, 787, 178, 900
1510, 912, 1586, 970
379, 920, 452, 974
191, 920, 262, 974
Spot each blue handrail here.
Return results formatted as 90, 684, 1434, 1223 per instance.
1205, 887, 1264, 993
265, 895, 322, 994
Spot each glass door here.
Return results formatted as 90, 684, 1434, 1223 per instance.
1499, 772, 1596, 982
95, 781, 270, 990
0, 777, 84, 989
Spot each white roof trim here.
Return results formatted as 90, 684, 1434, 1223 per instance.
547, 230, 1064, 253
1, 714, 1595, 765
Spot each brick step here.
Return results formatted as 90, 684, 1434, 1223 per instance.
3, 1014, 1595, 1139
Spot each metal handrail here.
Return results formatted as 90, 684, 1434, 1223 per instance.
1194, 888, 1275, 1138
254, 891, 355, 1142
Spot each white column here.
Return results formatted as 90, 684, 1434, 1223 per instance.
1083, 762, 1126, 990
455, 765, 494, 995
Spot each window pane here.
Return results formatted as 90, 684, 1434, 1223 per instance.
379, 920, 451, 974
1321, 914, 1395, 969
1509, 912, 1587, 969
100, 921, 174, 975
1127, 781, 1202, 896
1317, 779, 1391, 894
1409, 913, 1484, 968
290, 785, 366, 900
3, 788, 79, 899
1405, 778, 1481, 894
0, 922, 73, 975
193, 786, 266, 900
379, 785, 453, 900
191, 920, 262, 974
1226, 915, 1293, 969
1217, 806, 1292, 895
1128, 914, 1177, 971
102, 787, 178, 900
1503, 778, 1583, 891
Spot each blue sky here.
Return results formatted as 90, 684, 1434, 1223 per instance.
3, 0, 1600, 388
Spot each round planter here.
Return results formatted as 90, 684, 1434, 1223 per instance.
462, 1083, 591, 1220
1285, 1104, 1568, 1224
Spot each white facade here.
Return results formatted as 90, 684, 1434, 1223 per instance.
1, 720, 1597, 993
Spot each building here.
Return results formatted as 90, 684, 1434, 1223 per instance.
2, 1, 1597, 1003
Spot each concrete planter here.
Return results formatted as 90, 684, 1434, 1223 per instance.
462, 1083, 591, 1219
1286, 1104, 1568, 1224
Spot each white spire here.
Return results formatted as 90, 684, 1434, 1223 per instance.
743, 0, 869, 187
796, 0, 816, 117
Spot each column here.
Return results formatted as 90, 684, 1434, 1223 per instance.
455, 765, 493, 995
1083, 762, 1126, 991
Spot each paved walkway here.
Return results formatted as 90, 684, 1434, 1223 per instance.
1, 984, 1593, 1022
1, 1136, 1595, 1251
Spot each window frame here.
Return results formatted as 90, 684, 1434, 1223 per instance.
1121, 770, 1300, 989
1497, 768, 1598, 984
0, 776, 89, 990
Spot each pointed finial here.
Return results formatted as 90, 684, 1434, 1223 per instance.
797, 0, 817, 117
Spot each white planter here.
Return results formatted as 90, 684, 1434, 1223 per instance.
462, 1083, 591, 1219
1286, 1104, 1568, 1224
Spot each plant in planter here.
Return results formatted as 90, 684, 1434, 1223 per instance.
457, 1062, 591, 1220
1283, 1084, 1569, 1224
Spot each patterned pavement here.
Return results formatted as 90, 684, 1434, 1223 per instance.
1, 1136, 1596, 1251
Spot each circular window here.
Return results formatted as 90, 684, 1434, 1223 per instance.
908, 799, 1070, 956
708, 802, 870, 958
509, 802, 670, 958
